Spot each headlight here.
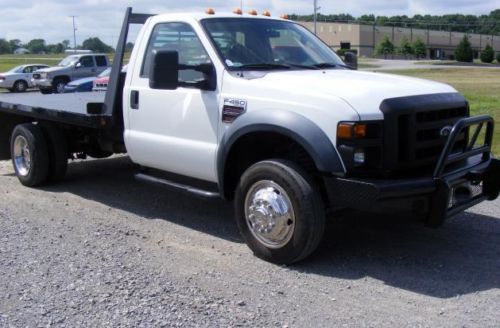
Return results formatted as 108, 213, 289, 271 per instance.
337, 121, 382, 173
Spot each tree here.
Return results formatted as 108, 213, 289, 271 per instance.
125, 42, 134, 52
375, 35, 394, 57
0, 39, 11, 54
455, 35, 473, 62
480, 44, 494, 63
81, 37, 114, 53
497, 52, 500, 64
62, 40, 70, 50
26, 39, 46, 54
9, 39, 22, 52
398, 36, 413, 58
413, 37, 427, 59
46, 43, 65, 54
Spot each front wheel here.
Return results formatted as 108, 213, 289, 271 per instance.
53, 79, 67, 94
235, 160, 325, 264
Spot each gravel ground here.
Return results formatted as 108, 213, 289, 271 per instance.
0, 156, 499, 327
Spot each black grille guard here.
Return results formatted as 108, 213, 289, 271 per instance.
428, 115, 499, 226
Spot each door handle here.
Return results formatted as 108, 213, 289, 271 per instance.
130, 90, 139, 110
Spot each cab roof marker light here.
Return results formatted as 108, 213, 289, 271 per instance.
205, 8, 215, 15
280, 14, 289, 19
248, 9, 258, 15
233, 8, 243, 15
262, 10, 271, 17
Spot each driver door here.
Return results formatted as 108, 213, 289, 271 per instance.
125, 22, 219, 183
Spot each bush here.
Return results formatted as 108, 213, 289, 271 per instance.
413, 37, 427, 59
455, 35, 473, 62
497, 53, 500, 64
375, 36, 395, 57
398, 36, 414, 57
480, 44, 495, 63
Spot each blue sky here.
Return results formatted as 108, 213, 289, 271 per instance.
1, 0, 499, 46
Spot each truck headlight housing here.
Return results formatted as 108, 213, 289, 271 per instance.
337, 121, 383, 174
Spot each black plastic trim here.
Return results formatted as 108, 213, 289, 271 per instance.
217, 109, 344, 197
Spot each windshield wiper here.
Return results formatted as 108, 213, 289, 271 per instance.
236, 63, 293, 70
312, 62, 352, 69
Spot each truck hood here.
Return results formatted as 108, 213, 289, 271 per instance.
244, 69, 457, 120
35, 66, 68, 73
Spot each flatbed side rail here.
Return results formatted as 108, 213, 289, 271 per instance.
433, 115, 494, 178
104, 7, 154, 118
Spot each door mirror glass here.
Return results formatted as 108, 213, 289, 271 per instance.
149, 50, 179, 90
344, 52, 358, 70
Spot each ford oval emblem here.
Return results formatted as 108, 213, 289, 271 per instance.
440, 126, 453, 137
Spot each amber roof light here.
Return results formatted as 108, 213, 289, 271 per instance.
262, 10, 271, 17
280, 14, 289, 19
248, 9, 258, 15
233, 8, 242, 15
205, 8, 215, 15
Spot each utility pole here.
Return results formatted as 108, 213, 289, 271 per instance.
69, 15, 78, 53
314, 0, 321, 35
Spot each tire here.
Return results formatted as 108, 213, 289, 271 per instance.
53, 79, 67, 94
40, 88, 53, 95
86, 148, 113, 159
235, 159, 325, 264
41, 124, 68, 182
10, 123, 50, 187
13, 80, 28, 93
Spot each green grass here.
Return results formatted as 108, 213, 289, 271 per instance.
382, 68, 500, 155
0, 54, 64, 72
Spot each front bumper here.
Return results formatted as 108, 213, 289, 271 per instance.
325, 115, 500, 226
32, 78, 52, 88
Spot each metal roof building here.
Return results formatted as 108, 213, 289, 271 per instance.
299, 21, 500, 59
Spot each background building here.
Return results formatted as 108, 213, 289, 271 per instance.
299, 21, 500, 59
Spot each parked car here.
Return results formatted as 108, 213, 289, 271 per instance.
32, 54, 110, 94
0, 64, 49, 92
65, 67, 113, 93
92, 66, 126, 92
63, 77, 96, 93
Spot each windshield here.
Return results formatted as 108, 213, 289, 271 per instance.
58, 55, 79, 67
202, 18, 345, 70
7, 65, 23, 73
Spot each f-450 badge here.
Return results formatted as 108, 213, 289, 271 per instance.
222, 98, 247, 123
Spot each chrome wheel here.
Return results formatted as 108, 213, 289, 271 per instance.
13, 135, 31, 176
244, 180, 295, 249
55, 82, 66, 93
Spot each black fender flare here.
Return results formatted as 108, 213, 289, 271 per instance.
217, 109, 345, 197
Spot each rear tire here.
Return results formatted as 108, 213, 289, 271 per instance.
41, 124, 68, 182
10, 124, 50, 187
13, 80, 28, 93
235, 159, 325, 265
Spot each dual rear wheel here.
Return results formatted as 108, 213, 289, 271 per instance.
10, 123, 68, 187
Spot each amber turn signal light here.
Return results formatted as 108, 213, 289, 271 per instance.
337, 123, 367, 139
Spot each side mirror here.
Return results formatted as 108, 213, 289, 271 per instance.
75, 62, 82, 69
149, 50, 179, 90
344, 52, 358, 70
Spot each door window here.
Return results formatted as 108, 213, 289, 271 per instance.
95, 56, 108, 67
79, 56, 95, 68
141, 22, 211, 84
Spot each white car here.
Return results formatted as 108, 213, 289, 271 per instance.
0, 64, 49, 92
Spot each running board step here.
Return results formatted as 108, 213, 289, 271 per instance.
135, 173, 220, 199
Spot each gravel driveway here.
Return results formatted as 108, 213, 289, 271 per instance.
1, 157, 499, 327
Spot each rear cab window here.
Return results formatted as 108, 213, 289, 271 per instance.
95, 56, 108, 67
